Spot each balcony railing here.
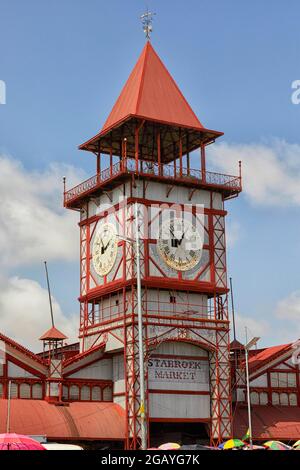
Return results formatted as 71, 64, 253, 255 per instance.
64, 158, 242, 205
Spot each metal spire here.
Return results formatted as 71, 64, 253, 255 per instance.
140, 8, 156, 40
44, 261, 55, 328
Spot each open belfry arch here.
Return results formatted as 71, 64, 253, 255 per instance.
64, 40, 242, 448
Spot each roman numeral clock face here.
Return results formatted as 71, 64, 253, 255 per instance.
157, 217, 203, 271
92, 223, 118, 276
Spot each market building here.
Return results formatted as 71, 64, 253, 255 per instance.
0, 40, 298, 448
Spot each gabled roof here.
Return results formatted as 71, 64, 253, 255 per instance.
0, 331, 45, 366
248, 343, 291, 373
101, 41, 204, 134
63, 342, 106, 369
39, 326, 68, 341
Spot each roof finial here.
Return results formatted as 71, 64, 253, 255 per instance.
140, 8, 156, 41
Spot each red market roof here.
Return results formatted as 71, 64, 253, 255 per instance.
248, 343, 291, 372
234, 405, 300, 441
0, 400, 125, 441
101, 41, 204, 134
39, 327, 68, 341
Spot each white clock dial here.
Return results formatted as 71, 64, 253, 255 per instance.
92, 223, 118, 276
157, 217, 202, 271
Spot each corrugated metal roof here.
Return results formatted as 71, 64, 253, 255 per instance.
0, 400, 125, 441
234, 405, 300, 440
248, 343, 291, 372
100, 41, 204, 134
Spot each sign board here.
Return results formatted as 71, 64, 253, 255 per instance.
148, 357, 209, 385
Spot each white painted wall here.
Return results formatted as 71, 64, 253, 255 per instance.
68, 358, 112, 380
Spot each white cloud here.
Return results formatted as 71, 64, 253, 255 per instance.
234, 313, 269, 344
0, 155, 85, 268
226, 219, 241, 248
0, 276, 78, 352
276, 290, 300, 322
207, 139, 300, 206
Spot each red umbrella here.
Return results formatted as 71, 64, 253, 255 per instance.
0, 433, 46, 450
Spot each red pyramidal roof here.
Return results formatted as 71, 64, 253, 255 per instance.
39, 326, 68, 341
101, 41, 204, 134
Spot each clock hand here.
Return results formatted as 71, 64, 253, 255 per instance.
103, 239, 111, 253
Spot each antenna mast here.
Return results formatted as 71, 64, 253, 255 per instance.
44, 261, 55, 328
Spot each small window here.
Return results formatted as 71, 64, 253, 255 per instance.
290, 393, 297, 406
250, 391, 259, 405
69, 385, 79, 400
81, 386, 90, 401
280, 393, 289, 406
103, 386, 112, 401
92, 386, 101, 401
62, 385, 68, 401
20, 383, 31, 399
272, 392, 279, 405
32, 383, 43, 399
10, 382, 18, 398
260, 392, 268, 405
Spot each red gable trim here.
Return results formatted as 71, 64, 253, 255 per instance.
0, 332, 46, 366
63, 342, 106, 369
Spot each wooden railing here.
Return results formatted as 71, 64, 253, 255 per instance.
64, 158, 242, 204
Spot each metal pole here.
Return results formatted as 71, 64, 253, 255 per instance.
134, 202, 147, 450
245, 328, 253, 450
229, 277, 236, 341
6, 380, 11, 433
44, 261, 54, 328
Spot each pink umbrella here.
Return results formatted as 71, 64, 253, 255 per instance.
0, 433, 46, 450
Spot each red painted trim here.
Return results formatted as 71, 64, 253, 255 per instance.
6, 353, 46, 379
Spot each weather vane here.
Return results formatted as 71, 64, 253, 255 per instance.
140, 9, 156, 40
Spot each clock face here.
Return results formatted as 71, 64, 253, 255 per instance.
157, 217, 203, 271
92, 223, 118, 276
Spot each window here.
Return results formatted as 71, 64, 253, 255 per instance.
62, 385, 68, 401
0, 383, 3, 398
260, 392, 268, 405
250, 391, 259, 405
10, 382, 18, 398
32, 383, 43, 399
280, 393, 288, 406
289, 393, 298, 406
272, 392, 279, 405
20, 383, 31, 399
81, 386, 90, 401
103, 386, 112, 401
69, 385, 79, 400
270, 372, 296, 388
170, 296, 176, 304
92, 386, 101, 401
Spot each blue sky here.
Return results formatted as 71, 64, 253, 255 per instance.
1, 0, 300, 349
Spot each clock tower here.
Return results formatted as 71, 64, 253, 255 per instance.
64, 41, 242, 448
